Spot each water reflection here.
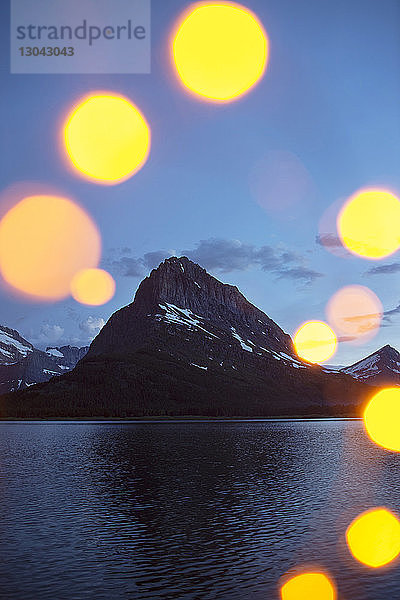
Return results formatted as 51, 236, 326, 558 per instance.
0, 421, 399, 599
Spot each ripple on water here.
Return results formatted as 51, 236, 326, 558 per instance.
0, 420, 398, 599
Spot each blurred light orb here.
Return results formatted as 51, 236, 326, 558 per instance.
0, 195, 101, 301
64, 93, 151, 184
337, 188, 400, 259
293, 321, 337, 363
70, 268, 115, 306
172, 2, 268, 102
326, 285, 382, 343
250, 150, 315, 219
280, 572, 336, 600
346, 508, 400, 568
364, 388, 400, 452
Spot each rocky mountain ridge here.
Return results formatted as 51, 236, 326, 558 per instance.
0, 325, 88, 394
340, 344, 400, 386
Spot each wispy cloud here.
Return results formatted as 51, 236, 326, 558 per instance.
183, 238, 323, 283
381, 302, 400, 327
274, 266, 323, 284
184, 239, 264, 273
142, 251, 172, 270
104, 248, 174, 278
109, 256, 144, 277
337, 335, 359, 343
364, 262, 400, 276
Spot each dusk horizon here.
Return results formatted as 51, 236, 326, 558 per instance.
2, 0, 400, 598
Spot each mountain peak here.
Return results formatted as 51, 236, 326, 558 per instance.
133, 255, 246, 317
88, 256, 295, 358
150, 255, 220, 286
341, 343, 400, 385
379, 344, 399, 356
150, 255, 206, 280
364, 344, 400, 363
135, 256, 291, 346
160, 255, 193, 268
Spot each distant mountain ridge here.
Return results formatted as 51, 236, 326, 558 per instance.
340, 345, 400, 386
46, 345, 89, 370
1, 257, 372, 418
0, 325, 88, 394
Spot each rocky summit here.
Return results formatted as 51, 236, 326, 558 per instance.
1, 257, 372, 418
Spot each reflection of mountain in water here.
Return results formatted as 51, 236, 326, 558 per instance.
0, 421, 392, 599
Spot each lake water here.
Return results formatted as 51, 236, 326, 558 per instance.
0, 420, 399, 599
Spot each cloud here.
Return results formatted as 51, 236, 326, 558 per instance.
109, 256, 144, 277
379, 302, 400, 327
274, 266, 323, 283
316, 233, 343, 248
38, 323, 65, 344
255, 245, 283, 271
184, 238, 323, 283
106, 249, 173, 277
28, 317, 105, 350
29, 323, 65, 348
364, 262, 400, 276
142, 251, 172, 270
106, 239, 323, 285
337, 335, 359, 343
184, 239, 260, 272
384, 304, 400, 318
79, 316, 105, 339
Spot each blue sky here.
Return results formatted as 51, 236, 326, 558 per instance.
1, 0, 399, 364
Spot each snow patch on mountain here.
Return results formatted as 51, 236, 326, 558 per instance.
46, 348, 64, 358
0, 329, 33, 358
230, 328, 254, 352
156, 303, 218, 339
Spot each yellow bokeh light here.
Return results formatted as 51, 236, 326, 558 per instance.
0, 195, 101, 301
280, 572, 336, 600
363, 387, 400, 452
346, 508, 400, 568
70, 268, 116, 306
172, 2, 268, 102
293, 321, 337, 364
337, 188, 400, 259
64, 93, 150, 184
326, 285, 382, 343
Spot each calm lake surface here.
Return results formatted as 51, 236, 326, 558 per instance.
0, 420, 399, 599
